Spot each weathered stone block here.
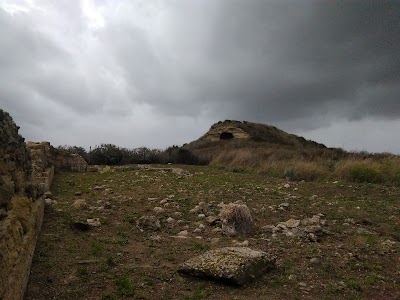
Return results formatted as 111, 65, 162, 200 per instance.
178, 247, 276, 285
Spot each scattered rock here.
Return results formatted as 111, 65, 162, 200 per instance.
198, 213, 206, 219
136, 215, 161, 231
212, 227, 222, 234
153, 207, 164, 213
177, 230, 189, 238
87, 165, 99, 172
219, 203, 254, 236
304, 225, 323, 234
233, 240, 249, 247
278, 203, 290, 210
280, 218, 300, 228
190, 205, 203, 214
310, 258, 319, 264
205, 216, 219, 226
87, 218, 101, 227
99, 166, 111, 173
380, 239, 397, 254
74, 191, 83, 196
172, 168, 191, 176
301, 214, 325, 226
166, 217, 175, 223
160, 198, 169, 205
72, 199, 88, 210
178, 247, 276, 285
299, 282, 307, 288
284, 183, 290, 188
267, 214, 326, 242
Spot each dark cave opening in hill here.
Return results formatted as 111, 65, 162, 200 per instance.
220, 132, 234, 140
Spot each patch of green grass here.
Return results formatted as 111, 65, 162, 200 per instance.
116, 238, 129, 245
115, 275, 135, 296
77, 265, 89, 282
363, 273, 381, 286
190, 241, 210, 251
125, 214, 139, 224
106, 255, 116, 267
232, 167, 247, 173
184, 289, 206, 300
101, 217, 110, 225
344, 278, 362, 292
117, 230, 128, 238
348, 163, 383, 183
102, 293, 118, 300
91, 240, 103, 256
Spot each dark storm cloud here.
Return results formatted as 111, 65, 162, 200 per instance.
197, 0, 400, 124
0, 0, 399, 152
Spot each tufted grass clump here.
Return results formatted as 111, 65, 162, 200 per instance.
335, 160, 384, 183
114, 276, 135, 297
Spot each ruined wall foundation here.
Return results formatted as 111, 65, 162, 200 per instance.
0, 110, 88, 300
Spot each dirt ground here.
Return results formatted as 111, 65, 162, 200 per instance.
25, 165, 400, 300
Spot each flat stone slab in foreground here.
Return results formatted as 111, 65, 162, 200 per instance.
178, 247, 276, 286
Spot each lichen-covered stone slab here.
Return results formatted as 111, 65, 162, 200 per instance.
178, 247, 276, 285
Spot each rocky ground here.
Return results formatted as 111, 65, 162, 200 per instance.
25, 165, 400, 300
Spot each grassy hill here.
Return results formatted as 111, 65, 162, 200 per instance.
183, 120, 400, 185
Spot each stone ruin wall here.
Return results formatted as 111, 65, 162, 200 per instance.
26, 141, 88, 190
0, 110, 88, 300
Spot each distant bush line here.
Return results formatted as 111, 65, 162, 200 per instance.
58, 143, 400, 186
57, 144, 206, 166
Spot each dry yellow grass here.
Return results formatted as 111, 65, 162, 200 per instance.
210, 147, 400, 185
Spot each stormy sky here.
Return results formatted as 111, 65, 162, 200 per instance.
1, 0, 400, 153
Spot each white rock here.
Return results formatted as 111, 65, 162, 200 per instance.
153, 207, 164, 213
160, 199, 168, 205
87, 218, 101, 227
281, 219, 300, 228
178, 230, 189, 237
299, 282, 307, 288
233, 240, 249, 246
310, 258, 319, 264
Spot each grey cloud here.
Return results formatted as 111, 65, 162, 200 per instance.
0, 1, 400, 152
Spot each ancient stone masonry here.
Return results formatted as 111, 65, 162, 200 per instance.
0, 110, 89, 300
27, 141, 88, 174
0, 110, 44, 300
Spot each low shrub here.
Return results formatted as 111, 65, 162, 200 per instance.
335, 160, 384, 183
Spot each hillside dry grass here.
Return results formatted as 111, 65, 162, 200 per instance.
210, 147, 400, 185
